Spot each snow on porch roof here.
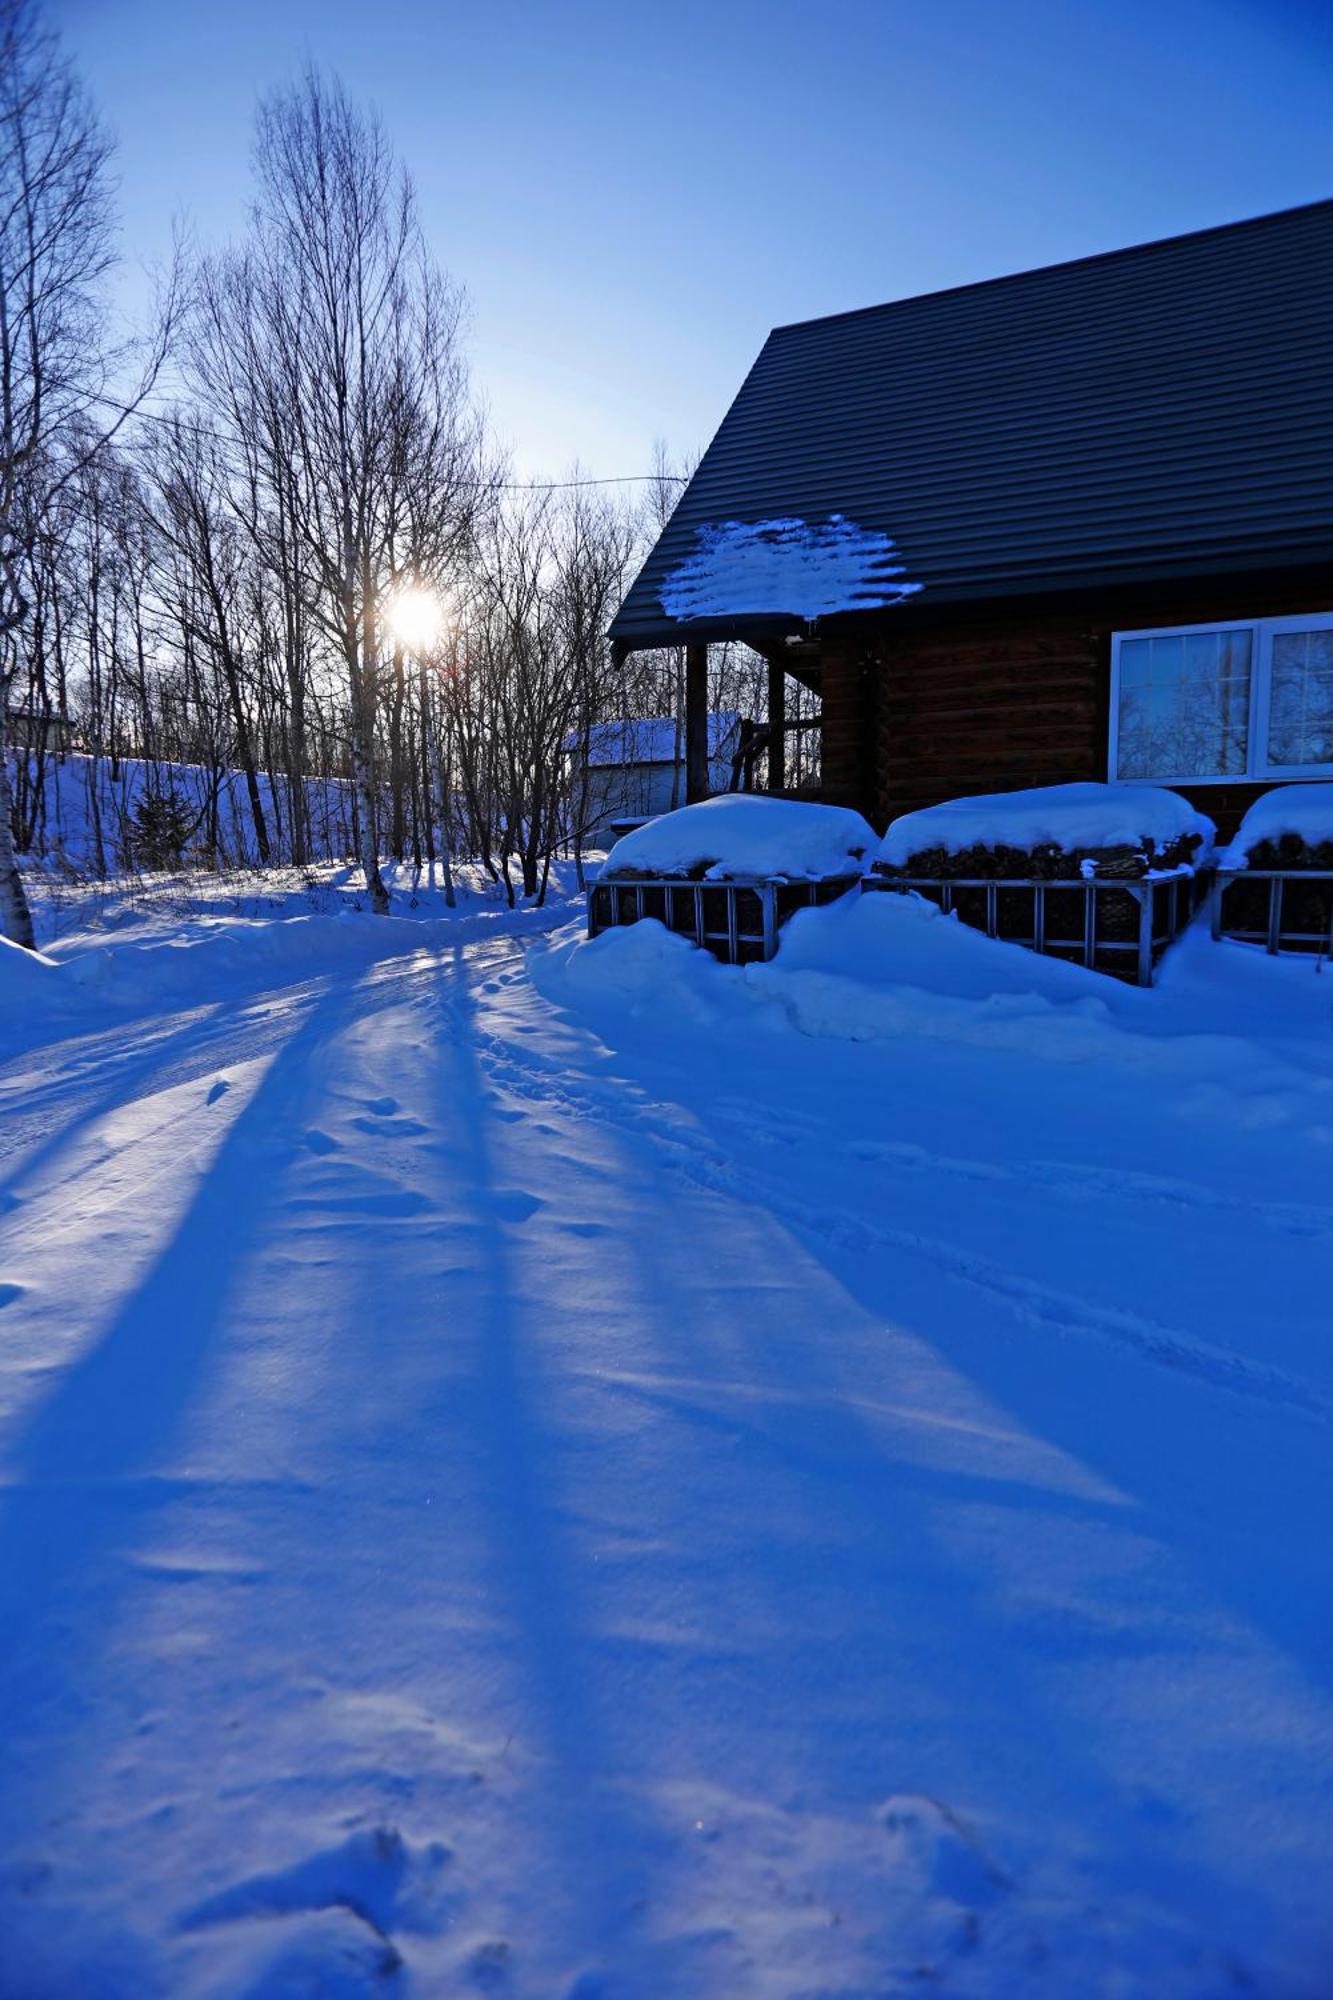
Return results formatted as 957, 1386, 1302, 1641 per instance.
570, 712, 741, 768
610, 199, 1333, 652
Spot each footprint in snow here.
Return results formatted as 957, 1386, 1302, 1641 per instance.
878, 1794, 1011, 1906
206, 1078, 230, 1106
234, 1906, 403, 1986
178, 1825, 454, 1944
302, 1128, 342, 1155
364, 1096, 399, 1117
0, 1281, 25, 1309
490, 1189, 543, 1225
466, 1939, 512, 1990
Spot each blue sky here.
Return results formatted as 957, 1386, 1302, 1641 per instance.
50, 0, 1333, 480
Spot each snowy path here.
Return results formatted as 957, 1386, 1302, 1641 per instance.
2, 916, 1333, 1995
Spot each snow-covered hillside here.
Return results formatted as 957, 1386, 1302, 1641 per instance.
1, 882, 1331, 1996
9, 751, 357, 869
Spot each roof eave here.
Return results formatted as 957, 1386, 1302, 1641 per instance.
609, 610, 829, 659
612, 539, 1333, 658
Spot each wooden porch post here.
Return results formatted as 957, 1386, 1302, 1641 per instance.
686, 643, 709, 803
766, 658, 786, 793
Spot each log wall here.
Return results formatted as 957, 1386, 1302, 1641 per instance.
819, 571, 1333, 839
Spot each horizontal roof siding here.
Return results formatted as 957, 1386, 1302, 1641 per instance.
610, 201, 1333, 648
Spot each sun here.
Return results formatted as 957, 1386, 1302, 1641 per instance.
385, 586, 445, 654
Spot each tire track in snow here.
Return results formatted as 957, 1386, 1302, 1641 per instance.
463, 1011, 1332, 1429
841, 1135, 1333, 1241
706, 1098, 1333, 1243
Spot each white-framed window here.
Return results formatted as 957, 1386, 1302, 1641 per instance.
1109, 612, 1333, 785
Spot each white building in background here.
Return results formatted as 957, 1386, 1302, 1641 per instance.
572, 713, 743, 840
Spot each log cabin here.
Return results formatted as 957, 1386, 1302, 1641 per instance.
609, 200, 1333, 840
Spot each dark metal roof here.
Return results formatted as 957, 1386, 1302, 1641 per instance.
610, 200, 1333, 652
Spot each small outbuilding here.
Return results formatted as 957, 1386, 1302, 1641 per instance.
570, 712, 742, 841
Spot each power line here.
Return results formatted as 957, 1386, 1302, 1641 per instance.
80, 389, 691, 491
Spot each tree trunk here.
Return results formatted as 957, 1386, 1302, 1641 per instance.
347, 541, 388, 915
219, 642, 271, 864
349, 669, 388, 913
418, 661, 435, 867
0, 701, 37, 950
388, 652, 406, 862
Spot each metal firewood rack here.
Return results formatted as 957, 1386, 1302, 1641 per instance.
1211, 869, 1333, 955
862, 869, 1211, 986
588, 873, 859, 965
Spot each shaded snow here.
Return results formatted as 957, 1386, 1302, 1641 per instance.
602, 793, 876, 881
4, 871, 1333, 1995
877, 781, 1216, 869
1221, 781, 1333, 866
10, 750, 355, 869
0, 932, 62, 1007
660, 514, 920, 620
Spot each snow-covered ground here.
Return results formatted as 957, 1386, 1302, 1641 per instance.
2, 874, 1332, 1996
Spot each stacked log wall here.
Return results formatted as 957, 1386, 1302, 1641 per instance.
817, 571, 1333, 839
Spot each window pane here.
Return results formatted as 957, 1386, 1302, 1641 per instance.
1268, 630, 1333, 769
1119, 637, 1153, 688
1115, 628, 1251, 779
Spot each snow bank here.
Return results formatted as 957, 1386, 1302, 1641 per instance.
601, 794, 877, 882
1221, 782, 1333, 867
534, 893, 1126, 1053
661, 514, 920, 621
0, 933, 65, 1012
770, 883, 1116, 1006
877, 782, 1215, 873
538, 883, 1333, 1106
546, 915, 733, 1025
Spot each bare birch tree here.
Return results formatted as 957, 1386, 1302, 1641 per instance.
187, 70, 478, 913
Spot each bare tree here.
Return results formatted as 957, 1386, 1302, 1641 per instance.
186, 70, 478, 914
140, 415, 272, 862
0, 0, 115, 944
0, 0, 181, 944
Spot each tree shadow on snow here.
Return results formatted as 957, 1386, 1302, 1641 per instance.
0, 976, 368, 1808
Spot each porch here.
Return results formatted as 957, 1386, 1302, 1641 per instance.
674, 636, 830, 806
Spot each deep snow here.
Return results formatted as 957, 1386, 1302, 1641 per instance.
1, 875, 1332, 1996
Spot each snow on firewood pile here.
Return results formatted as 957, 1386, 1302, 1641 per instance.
600, 793, 877, 882
660, 514, 921, 621
1220, 782, 1333, 870
874, 781, 1216, 880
